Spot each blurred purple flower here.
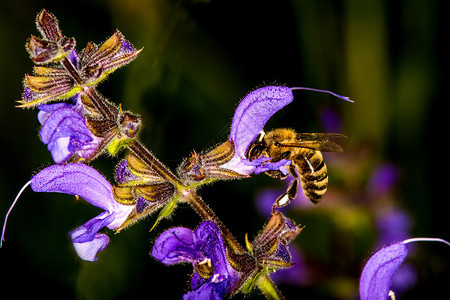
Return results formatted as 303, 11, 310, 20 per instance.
320, 107, 342, 133
152, 221, 238, 299
30, 163, 134, 261
375, 208, 416, 295
255, 176, 313, 218
367, 163, 399, 196
270, 245, 309, 286
375, 208, 412, 248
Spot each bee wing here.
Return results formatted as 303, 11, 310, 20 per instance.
278, 133, 346, 153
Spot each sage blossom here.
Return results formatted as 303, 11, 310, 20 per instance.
37, 95, 101, 163
152, 221, 238, 299
220, 86, 351, 177
30, 163, 134, 261
359, 238, 450, 300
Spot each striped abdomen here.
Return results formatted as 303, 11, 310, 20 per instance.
296, 150, 328, 204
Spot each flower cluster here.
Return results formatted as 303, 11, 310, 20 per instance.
1, 10, 448, 300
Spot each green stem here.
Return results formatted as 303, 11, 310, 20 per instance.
128, 139, 183, 188
66, 52, 249, 278
127, 140, 245, 254
60, 56, 115, 119
255, 274, 285, 300
182, 189, 245, 254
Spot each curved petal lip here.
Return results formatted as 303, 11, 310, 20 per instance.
31, 164, 115, 211
359, 242, 408, 300
220, 86, 294, 175
229, 86, 293, 159
72, 233, 110, 262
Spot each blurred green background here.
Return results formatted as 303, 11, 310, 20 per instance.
0, 0, 448, 299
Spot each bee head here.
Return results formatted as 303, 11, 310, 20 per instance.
245, 131, 267, 161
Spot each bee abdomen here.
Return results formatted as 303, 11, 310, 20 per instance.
297, 151, 329, 204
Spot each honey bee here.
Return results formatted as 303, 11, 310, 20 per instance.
246, 128, 345, 207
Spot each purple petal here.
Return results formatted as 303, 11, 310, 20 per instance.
221, 86, 293, 175
151, 226, 204, 265
37, 103, 72, 124
30, 164, 134, 261
69, 211, 115, 261
194, 221, 229, 276
230, 86, 293, 159
115, 160, 139, 184
30, 164, 133, 228
184, 280, 228, 300
31, 164, 113, 209
66, 49, 79, 68
23, 87, 34, 103
38, 104, 98, 163
359, 242, 408, 300
70, 211, 116, 244
120, 40, 135, 54
251, 159, 291, 175
72, 233, 110, 262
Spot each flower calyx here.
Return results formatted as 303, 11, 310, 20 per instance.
178, 140, 249, 185
19, 10, 141, 109
151, 221, 238, 299
26, 9, 76, 65
113, 153, 176, 230
82, 95, 142, 158
227, 211, 303, 295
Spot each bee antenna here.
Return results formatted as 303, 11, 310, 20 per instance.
291, 87, 354, 103
1, 180, 32, 248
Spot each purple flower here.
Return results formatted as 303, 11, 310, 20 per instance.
30, 163, 134, 261
359, 238, 450, 300
220, 86, 351, 177
37, 96, 101, 163
152, 221, 238, 299
375, 208, 412, 248
374, 208, 416, 295
220, 86, 294, 176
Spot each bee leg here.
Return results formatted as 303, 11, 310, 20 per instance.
267, 151, 290, 163
273, 166, 299, 211
265, 170, 286, 179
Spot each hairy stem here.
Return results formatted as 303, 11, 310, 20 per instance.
128, 139, 183, 188
183, 190, 245, 254
255, 274, 285, 300
64, 53, 249, 273
127, 140, 245, 254
60, 56, 115, 119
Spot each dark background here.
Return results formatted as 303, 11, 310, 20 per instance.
0, 0, 448, 299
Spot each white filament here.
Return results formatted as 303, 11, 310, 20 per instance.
0, 180, 31, 247
291, 86, 354, 103
402, 237, 450, 247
